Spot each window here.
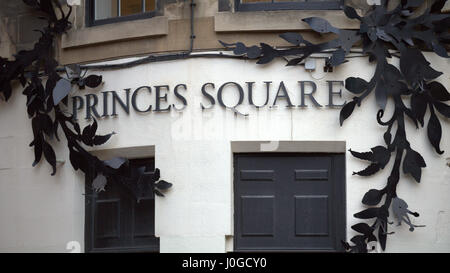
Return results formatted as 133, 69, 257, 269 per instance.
86, 0, 160, 27
85, 158, 159, 252
234, 153, 346, 251
235, 0, 342, 11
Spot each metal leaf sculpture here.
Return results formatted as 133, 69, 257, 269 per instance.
0, 0, 171, 201
221, 0, 448, 252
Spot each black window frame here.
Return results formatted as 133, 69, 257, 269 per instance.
85, 0, 164, 27
234, 0, 343, 12
84, 157, 160, 253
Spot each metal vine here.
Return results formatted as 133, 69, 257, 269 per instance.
221, 0, 449, 252
1, 0, 449, 253
0, 0, 172, 202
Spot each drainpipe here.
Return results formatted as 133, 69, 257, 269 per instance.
188, 0, 196, 54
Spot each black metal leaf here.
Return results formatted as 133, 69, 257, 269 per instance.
431, 41, 449, 58
354, 208, 379, 219
329, 49, 347, 66
1, 83, 12, 101
362, 189, 384, 206
392, 197, 425, 231
69, 149, 81, 171
400, 48, 443, 85
422, 65, 443, 81
154, 189, 164, 197
286, 58, 304, 66
45, 75, 58, 96
403, 149, 426, 182
383, 64, 402, 84
345, 77, 368, 94
302, 17, 339, 34
233, 42, 247, 55
339, 100, 356, 126
411, 93, 427, 127
218, 41, 262, 59
343, 6, 361, 20
42, 140, 56, 175
153, 168, 160, 181
81, 119, 98, 145
31, 136, 43, 167
376, 28, 392, 42
218, 40, 233, 47
103, 157, 127, 169
404, 107, 419, 129
40, 114, 54, 139
155, 180, 172, 190
349, 149, 372, 161
352, 223, 373, 236
65, 64, 81, 80
353, 163, 381, 176
434, 101, 450, 118
350, 235, 368, 253
375, 81, 387, 110
31, 115, 41, 139
92, 174, 107, 192
45, 94, 54, 113
77, 78, 85, 89
342, 240, 351, 251
92, 132, 115, 146
371, 146, 390, 168
53, 119, 60, 141
246, 46, 261, 59
378, 223, 387, 251
279, 32, 305, 46
256, 43, 278, 64
428, 81, 450, 101
427, 108, 444, 154
52, 78, 72, 105
84, 75, 103, 88
384, 130, 391, 146
90, 118, 98, 136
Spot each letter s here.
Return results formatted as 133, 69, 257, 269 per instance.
200, 83, 215, 109
174, 84, 188, 111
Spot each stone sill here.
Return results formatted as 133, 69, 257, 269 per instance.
61, 16, 169, 49
214, 10, 360, 32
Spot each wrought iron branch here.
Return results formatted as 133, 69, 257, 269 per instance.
0, 0, 172, 201
220, 0, 449, 252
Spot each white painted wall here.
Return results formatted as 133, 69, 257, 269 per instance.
0, 52, 449, 252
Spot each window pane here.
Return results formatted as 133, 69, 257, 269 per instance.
145, 0, 156, 11
121, 0, 144, 16
95, 0, 118, 20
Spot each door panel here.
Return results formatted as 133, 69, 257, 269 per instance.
240, 195, 275, 236
234, 153, 346, 251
